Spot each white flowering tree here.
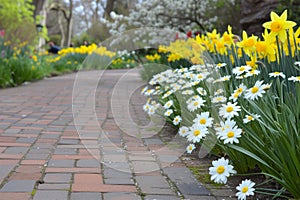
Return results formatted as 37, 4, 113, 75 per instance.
101, 0, 235, 46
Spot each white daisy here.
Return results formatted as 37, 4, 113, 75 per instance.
187, 124, 208, 143
244, 80, 266, 100
216, 63, 226, 69
220, 75, 231, 82
219, 102, 241, 119
162, 90, 174, 99
235, 83, 247, 94
232, 65, 252, 76
193, 73, 206, 81
269, 71, 286, 79
229, 83, 247, 102
187, 95, 206, 112
193, 112, 214, 127
186, 144, 196, 154
178, 126, 189, 137
147, 105, 156, 116
141, 86, 148, 95
164, 100, 174, 109
143, 103, 150, 112
215, 119, 237, 135
164, 109, 173, 117
212, 96, 227, 103
236, 179, 255, 200
219, 126, 242, 144
235, 75, 245, 80
144, 89, 155, 96
173, 115, 182, 125
196, 87, 207, 96
243, 114, 260, 124
214, 89, 224, 96
182, 89, 194, 95
209, 157, 236, 184
178, 79, 186, 85
245, 69, 260, 77
288, 76, 300, 82
229, 91, 241, 102
294, 61, 300, 66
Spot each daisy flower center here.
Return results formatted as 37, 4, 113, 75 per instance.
270, 21, 282, 32
189, 146, 193, 150
237, 88, 243, 93
242, 186, 249, 193
247, 116, 253, 120
199, 118, 206, 124
193, 102, 199, 106
227, 131, 234, 138
251, 86, 259, 94
216, 166, 225, 174
274, 72, 280, 75
297, 76, 300, 81
233, 93, 239, 98
226, 106, 234, 112
193, 130, 201, 136
239, 66, 245, 71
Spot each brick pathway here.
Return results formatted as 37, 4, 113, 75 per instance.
0, 69, 236, 200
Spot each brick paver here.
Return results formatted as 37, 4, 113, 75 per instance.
0, 69, 236, 199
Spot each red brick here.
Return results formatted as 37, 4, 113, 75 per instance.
51, 155, 96, 160
73, 174, 103, 184
0, 160, 19, 165
0, 192, 31, 200
16, 165, 42, 173
0, 143, 30, 147
0, 154, 23, 159
45, 167, 100, 173
21, 160, 46, 165
72, 184, 136, 192
0, 137, 16, 142
10, 126, 43, 130
9, 172, 42, 180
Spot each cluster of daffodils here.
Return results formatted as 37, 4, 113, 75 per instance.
55, 44, 116, 60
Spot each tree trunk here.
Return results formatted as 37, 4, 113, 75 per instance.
32, 0, 48, 49
240, 0, 279, 36
104, 0, 115, 19
57, 10, 65, 47
66, 0, 73, 47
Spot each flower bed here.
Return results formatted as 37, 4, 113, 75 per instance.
0, 38, 138, 88
141, 10, 300, 199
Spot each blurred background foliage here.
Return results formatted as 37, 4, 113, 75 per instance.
0, 0, 299, 49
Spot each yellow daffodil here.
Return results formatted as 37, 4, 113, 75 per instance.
32, 55, 38, 62
223, 25, 235, 46
237, 31, 258, 56
167, 53, 182, 62
207, 29, 220, 43
255, 29, 276, 62
145, 53, 161, 61
215, 38, 227, 55
262, 10, 296, 42
246, 55, 258, 69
